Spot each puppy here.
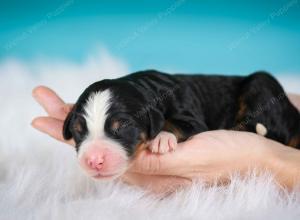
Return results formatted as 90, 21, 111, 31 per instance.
63, 70, 300, 179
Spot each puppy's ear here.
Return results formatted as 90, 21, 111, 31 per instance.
147, 108, 165, 139
63, 111, 74, 140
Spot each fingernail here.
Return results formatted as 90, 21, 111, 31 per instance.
32, 87, 40, 98
31, 120, 38, 129
31, 118, 42, 129
32, 86, 47, 100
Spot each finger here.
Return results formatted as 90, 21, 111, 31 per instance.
122, 172, 191, 194
32, 86, 73, 120
31, 116, 75, 146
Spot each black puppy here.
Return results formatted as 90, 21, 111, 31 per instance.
63, 70, 300, 179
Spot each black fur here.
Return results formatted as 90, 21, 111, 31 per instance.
63, 70, 300, 155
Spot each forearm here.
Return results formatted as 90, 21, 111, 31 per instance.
288, 94, 300, 110
260, 94, 300, 189
266, 140, 300, 190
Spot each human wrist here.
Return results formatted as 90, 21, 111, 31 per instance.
264, 140, 300, 189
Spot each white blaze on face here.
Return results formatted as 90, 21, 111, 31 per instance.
77, 89, 129, 177
83, 90, 112, 141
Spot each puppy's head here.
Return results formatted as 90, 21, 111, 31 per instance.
63, 80, 164, 180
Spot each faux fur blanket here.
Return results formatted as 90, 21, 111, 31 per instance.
1, 51, 300, 220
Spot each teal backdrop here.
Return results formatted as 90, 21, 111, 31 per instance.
0, 0, 300, 75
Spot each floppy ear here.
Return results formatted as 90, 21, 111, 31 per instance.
63, 111, 74, 140
147, 108, 165, 139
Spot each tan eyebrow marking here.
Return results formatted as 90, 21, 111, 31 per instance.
111, 121, 121, 131
288, 135, 299, 148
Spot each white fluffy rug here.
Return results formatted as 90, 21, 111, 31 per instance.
1, 50, 300, 220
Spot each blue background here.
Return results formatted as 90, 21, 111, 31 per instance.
0, 0, 300, 74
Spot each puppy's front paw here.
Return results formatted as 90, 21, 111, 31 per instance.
148, 131, 177, 154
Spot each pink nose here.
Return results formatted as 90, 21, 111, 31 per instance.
84, 150, 105, 171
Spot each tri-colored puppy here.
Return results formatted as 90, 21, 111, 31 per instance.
63, 70, 300, 179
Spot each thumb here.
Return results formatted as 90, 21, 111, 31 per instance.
128, 145, 189, 176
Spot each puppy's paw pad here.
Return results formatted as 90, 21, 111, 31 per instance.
148, 131, 177, 154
